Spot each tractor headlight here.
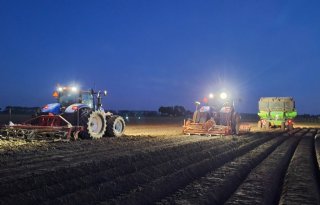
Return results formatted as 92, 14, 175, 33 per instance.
220, 92, 227, 99
57, 87, 63, 92
71, 86, 78, 92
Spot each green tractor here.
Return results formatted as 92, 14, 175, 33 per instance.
257, 97, 297, 131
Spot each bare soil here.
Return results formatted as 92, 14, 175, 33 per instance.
0, 122, 319, 205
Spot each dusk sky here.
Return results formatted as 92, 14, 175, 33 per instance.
1, 0, 320, 114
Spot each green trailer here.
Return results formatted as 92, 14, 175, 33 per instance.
257, 97, 297, 130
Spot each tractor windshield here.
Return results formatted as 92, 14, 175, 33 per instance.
56, 87, 94, 108
58, 91, 80, 107
81, 92, 94, 108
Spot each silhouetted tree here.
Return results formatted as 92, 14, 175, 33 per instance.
173, 106, 186, 116
159, 105, 186, 116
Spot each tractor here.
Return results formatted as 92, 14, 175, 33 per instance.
1, 85, 125, 140
183, 92, 249, 136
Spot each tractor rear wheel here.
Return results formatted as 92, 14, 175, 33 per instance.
77, 108, 92, 139
106, 115, 125, 137
87, 110, 107, 139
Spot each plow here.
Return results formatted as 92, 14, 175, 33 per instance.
0, 85, 126, 141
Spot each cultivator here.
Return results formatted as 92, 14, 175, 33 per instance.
183, 119, 251, 136
183, 119, 232, 135
0, 115, 83, 140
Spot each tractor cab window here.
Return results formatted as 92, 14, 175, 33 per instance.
58, 91, 81, 107
81, 92, 94, 108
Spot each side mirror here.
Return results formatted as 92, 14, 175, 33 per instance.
104, 90, 107, 96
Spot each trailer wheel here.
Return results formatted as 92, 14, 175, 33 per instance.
281, 122, 285, 131
87, 110, 107, 139
106, 115, 125, 137
257, 121, 262, 130
265, 122, 271, 130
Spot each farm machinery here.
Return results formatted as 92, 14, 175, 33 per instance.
257, 97, 297, 130
183, 92, 250, 136
0, 85, 125, 140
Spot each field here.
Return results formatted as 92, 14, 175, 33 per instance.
0, 120, 320, 204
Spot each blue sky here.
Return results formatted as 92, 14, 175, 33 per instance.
1, 0, 320, 114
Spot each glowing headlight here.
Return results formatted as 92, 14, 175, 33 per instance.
220, 92, 227, 99
57, 87, 63, 92
209, 93, 214, 99
71, 86, 78, 92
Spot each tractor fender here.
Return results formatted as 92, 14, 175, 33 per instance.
65, 103, 91, 113
41, 103, 61, 114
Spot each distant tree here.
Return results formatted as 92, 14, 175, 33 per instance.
159, 106, 172, 116
158, 106, 166, 115
173, 105, 186, 116
159, 105, 186, 116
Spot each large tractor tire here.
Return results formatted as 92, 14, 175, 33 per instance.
77, 108, 92, 139
106, 115, 125, 137
87, 110, 107, 139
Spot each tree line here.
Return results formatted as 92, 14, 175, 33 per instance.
158, 106, 191, 116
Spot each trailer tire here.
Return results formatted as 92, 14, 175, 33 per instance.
257, 121, 262, 130
266, 122, 271, 130
106, 115, 125, 137
281, 122, 285, 131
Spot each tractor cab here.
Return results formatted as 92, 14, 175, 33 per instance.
54, 87, 94, 109
42, 85, 94, 114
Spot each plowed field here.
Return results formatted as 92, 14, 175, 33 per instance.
0, 123, 319, 205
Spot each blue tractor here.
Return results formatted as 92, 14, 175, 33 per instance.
6, 84, 126, 140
